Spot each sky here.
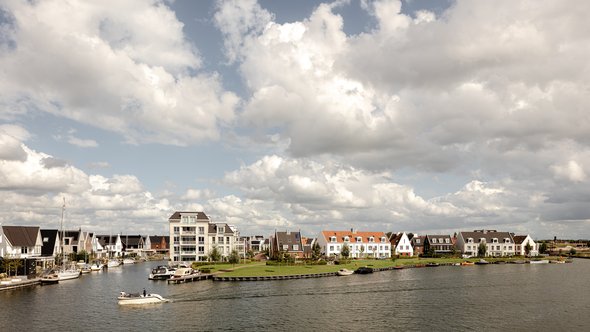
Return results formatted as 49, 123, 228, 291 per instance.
1, 0, 589, 239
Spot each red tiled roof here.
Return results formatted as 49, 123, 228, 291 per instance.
321, 230, 387, 243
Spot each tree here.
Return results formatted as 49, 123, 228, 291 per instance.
524, 242, 532, 256
340, 243, 350, 259
312, 242, 321, 260
246, 249, 254, 259
569, 248, 577, 256
1, 258, 22, 277
478, 242, 487, 257
209, 246, 221, 262
359, 245, 365, 258
539, 242, 548, 254
228, 249, 240, 265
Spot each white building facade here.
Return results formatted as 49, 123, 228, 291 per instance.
169, 211, 240, 262
456, 230, 515, 257
318, 230, 391, 259
390, 232, 414, 257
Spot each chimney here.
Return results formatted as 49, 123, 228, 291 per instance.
351, 228, 356, 234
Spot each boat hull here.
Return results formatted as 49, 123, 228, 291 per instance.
337, 269, 354, 276
118, 293, 168, 305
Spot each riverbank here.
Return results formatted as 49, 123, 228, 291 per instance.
211, 256, 567, 279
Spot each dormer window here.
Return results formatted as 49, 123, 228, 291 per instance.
445, 238, 450, 244
438, 238, 443, 243
344, 236, 350, 242
492, 238, 498, 243
480, 238, 485, 243
331, 236, 336, 243
415, 239, 420, 244
357, 237, 362, 242
504, 238, 511, 243
369, 237, 375, 243
467, 238, 473, 243
381, 237, 386, 243
432, 238, 437, 244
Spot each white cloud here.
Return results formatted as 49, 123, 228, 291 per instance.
552, 160, 587, 182
0, 0, 239, 146
0, 132, 171, 234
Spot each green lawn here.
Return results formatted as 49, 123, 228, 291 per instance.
199, 256, 565, 277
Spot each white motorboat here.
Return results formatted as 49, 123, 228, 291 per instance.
148, 265, 176, 280
108, 260, 121, 268
117, 291, 169, 305
123, 258, 135, 265
529, 259, 549, 264
337, 268, 354, 276
90, 262, 105, 271
57, 269, 81, 280
40, 272, 60, 285
79, 264, 92, 274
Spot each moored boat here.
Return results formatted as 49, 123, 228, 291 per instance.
529, 259, 549, 264
460, 261, 474, 266
475, 259, 489, 265
117, 291, 169, 305
149, 265, 176, 280
40, 272, 60, 285
90, 262, 105, 271
57, 269, 81, 280
107, 260, 121, 268
337, 268, 354, 276
426, 262, 439, 267
354, 266, 374, 274
123, 258, 135, 265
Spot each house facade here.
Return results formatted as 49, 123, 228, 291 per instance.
318, 230, 391, 259
270, 231, 304, 259
389, 232, 414, 257
0, 226, 43, 259
456, 230, 515, 257
513, 235, 538, 256
169, 211, 240, 262
424, 235, 454, 255
410, 235, 425, 256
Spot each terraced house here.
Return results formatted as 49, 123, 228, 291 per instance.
456, 230, 515, 257
318, 229, 391, 259
169, 211, 240, 262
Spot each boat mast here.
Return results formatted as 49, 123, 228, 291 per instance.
61, 197, 66, 269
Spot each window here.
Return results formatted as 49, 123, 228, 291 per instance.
468, 238, 473, 243
174, 227, 180, 234
439, 238, 443, 243
218, 236, 224, 244
344, 236, 349, 242
64, 239, 70, 245
21, 247, 28, 254
293, 245, 299, 251
381, 237, 387, 243
43, 237, 48, 242
226, 237, 230, 243
283, 244, 289, 251
432, 238, 437, 244
329, 245, 334, 251
369, 237, 375, 243
445, 238, 450, 244
331, 236, 336, 243
211, 237, 215, 244
357, 237, 362, 242
415, 239, 420, 244
173, 236, 179, 244
198, 227, 205, 234
198, 237, 205, 244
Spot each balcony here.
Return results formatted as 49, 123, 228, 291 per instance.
181, 241, 197, 245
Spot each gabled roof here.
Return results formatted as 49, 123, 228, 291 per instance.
149, 235, 166, 243
389, 232, 403, 245
209, 223, 233, 234
275, 231, 303, 252
321, 230, 388, 243
122, 235, 143, 246
63, 230, 80, 241
40, 229, 59, 256
513, 235, 528, 244
96, 235, 118, 246
2, 226, 40, 247
459, 231, 514, 243
168, 211, 209, 220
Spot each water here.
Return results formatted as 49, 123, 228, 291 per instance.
1, 260, 589, 331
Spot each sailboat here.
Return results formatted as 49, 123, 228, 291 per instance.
56, 198, 81, 280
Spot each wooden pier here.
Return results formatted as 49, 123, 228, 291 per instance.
167, 273, 212, 284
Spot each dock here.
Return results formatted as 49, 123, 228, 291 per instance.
0, 277, 40, 291
167, 273, 212, 284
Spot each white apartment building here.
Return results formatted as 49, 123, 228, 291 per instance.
169, 211, 240, 262
318, 230, 391, 259
390, 232, 414, 257
456, 230, 515, 257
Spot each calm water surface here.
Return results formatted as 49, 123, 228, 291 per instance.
1, 259, 589, 331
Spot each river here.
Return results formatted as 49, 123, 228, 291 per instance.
1, 259, 589, 331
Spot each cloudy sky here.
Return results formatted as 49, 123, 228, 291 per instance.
1, 0, 589, 239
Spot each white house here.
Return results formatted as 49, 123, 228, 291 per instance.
513, 235, 539, 256
318, 230, 391, 259
389, 232, 414, 257
456, 230, 515, 257
0, 226, 43, 259
169, 211, 240, 262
